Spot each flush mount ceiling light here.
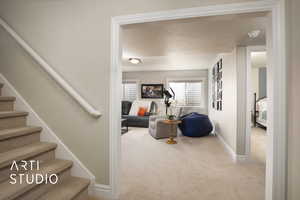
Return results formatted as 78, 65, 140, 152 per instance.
129, 58, 142, 64
248, 30, 261, 39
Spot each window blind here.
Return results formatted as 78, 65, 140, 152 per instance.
122, 82, 137, 101
169, 81, 202, 106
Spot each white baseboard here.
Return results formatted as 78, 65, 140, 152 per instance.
216, 133, 237, 161
0, 73, 96, 187
216, 132, 249, 162
236, 155, 249, 162
90, 184, 116, 199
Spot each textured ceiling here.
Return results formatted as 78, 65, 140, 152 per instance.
122, 12, 268, 71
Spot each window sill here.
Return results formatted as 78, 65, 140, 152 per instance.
176, 105, 205, 109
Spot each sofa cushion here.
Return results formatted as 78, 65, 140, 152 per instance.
144, 112, 150, 116
122, 115, 149, 121
122, 101, 132, 115
122, 115, 150, 127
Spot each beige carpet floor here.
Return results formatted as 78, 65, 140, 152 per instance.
251, 127, 266, 165
119, 127, 266, 200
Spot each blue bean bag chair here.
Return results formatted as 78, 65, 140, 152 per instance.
179, 113, 213, 137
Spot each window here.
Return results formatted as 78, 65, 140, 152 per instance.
122, 82, 137, 101
169, 81, 202, 106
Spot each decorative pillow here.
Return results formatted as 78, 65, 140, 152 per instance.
137, 107, 147, 116
129, 101, 152, 116
144, 112, 150, 116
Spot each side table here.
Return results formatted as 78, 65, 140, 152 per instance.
162, 120, 181, 144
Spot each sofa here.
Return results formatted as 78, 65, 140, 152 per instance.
122, 100, 157, 128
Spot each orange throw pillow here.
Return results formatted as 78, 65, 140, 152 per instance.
137, 107, 147, 116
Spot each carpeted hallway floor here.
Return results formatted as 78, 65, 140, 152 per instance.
251, 127, 266, 165
120, 127, 266, 200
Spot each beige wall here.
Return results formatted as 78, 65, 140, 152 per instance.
209, 52, 237, 152
0, 0, 282, 186
123, 70, 208, 115
287, 0, 300, 199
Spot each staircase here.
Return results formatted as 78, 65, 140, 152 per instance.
0, 83, 90, 200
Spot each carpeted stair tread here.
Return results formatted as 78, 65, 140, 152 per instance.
0, 97, 16, 102
0, 82, 89, 200
0, 126, 42, 141
38, 177, 90, 200
0, 111, 28, 119
0, 142, 57, 169
0, 159, 73, 200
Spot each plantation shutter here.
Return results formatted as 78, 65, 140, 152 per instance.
186, 82, 202, 106
122, 82, 137, 101
169, 81, 202, 106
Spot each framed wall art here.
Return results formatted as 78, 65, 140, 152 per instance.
141, 84, 164, 99
212, 59, 223, 111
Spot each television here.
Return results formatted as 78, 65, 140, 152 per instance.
141, 84, 164, 99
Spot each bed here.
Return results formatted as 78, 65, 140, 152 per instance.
254, 95, 267, 128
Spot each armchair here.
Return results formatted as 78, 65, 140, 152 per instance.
148, 115, 172, 139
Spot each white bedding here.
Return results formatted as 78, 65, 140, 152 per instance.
256, 98, 267, 127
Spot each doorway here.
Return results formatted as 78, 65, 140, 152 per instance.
248, 46, 267, 166
110, 1, 286, 200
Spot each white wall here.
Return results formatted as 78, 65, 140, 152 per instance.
123, 70, 208, 115
209, 52, 237, 152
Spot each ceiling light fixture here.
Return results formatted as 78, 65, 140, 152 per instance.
248, 30, 261, 39
129, 58, 142, 64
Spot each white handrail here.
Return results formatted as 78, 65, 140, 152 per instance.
0, 18, 101, 118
